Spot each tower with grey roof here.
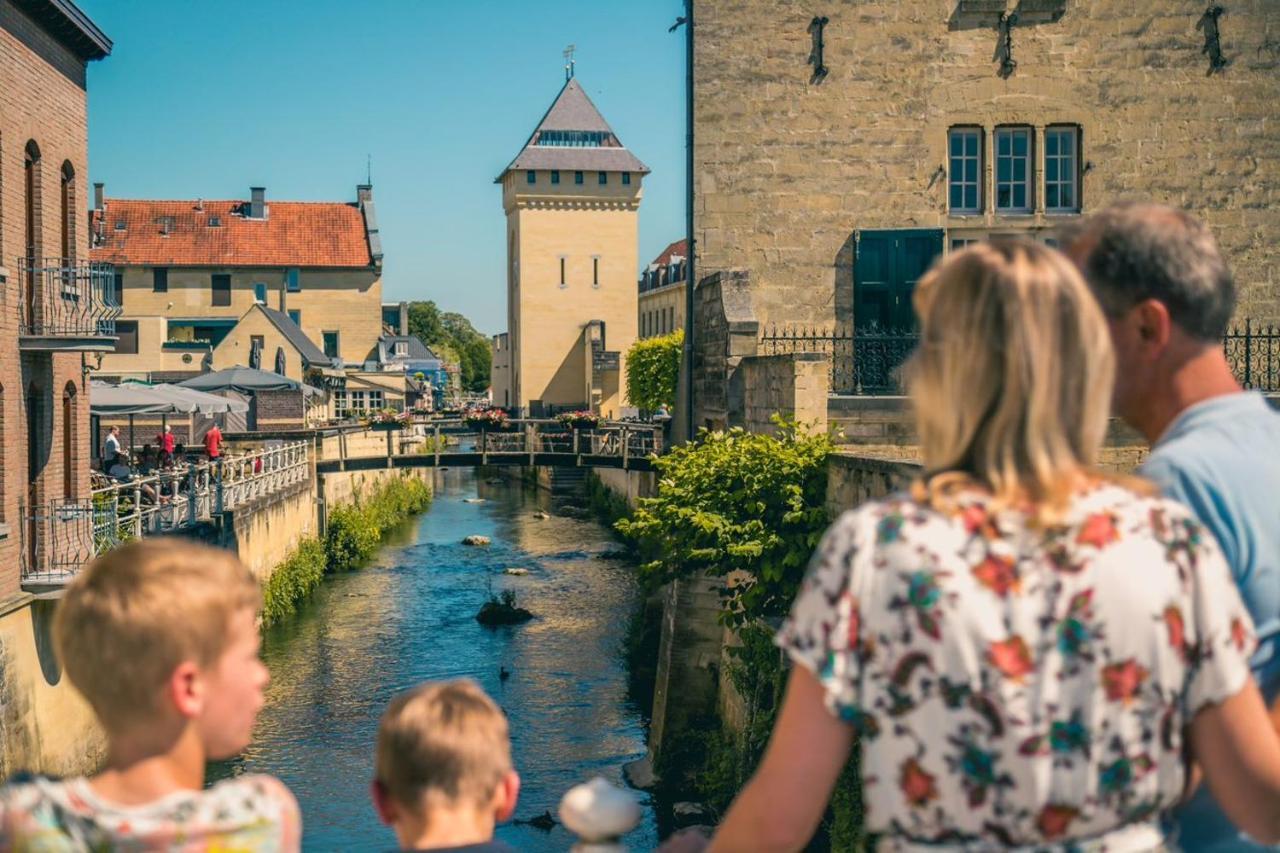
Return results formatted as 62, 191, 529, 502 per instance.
494, 77, 648, 417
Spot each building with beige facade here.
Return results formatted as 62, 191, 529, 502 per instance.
497, 75, 647, 417
692, 1, 1280, 331
90, 184, 384, 381
639, 239, 687, 339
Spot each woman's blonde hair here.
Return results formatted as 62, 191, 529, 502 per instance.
903, 239, 1116, 517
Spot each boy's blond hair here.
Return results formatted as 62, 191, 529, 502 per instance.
376, 679, 512, 811
54, 538, 260, 730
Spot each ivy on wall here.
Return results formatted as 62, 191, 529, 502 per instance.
625, 330, 683, 415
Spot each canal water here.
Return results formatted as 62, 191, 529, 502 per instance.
211, 468, 657, 850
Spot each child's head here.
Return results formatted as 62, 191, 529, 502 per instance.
373, 680, 519, 834
54, 538, 267, 759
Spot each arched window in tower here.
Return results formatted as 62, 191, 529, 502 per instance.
24, 140, 41, 264
60, 161, 76, 264
62, 381, 77, 501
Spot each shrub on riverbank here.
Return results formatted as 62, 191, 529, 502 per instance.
616, 417, 832, 626
261, 538, 327, 627
326, 474, 433, 572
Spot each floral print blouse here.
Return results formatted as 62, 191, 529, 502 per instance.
0, 773, 300, 851
778, 482, 1256, 849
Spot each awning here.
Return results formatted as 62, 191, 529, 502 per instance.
178, 365, 325, 398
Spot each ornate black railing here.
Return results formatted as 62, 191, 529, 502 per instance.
762, 319, 1280, 396
759, 323, 919, 395
1224, 319, 1280, 392
16, 257, 120, 341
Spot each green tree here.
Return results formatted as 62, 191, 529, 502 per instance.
616, 417, 832, 625
406, 301, 443, 346
404, 301, 492, 393
626, 330, 683, 415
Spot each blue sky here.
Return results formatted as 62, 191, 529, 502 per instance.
76, 0, 687, 335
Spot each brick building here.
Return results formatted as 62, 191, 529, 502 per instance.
1, 0, 115, 593
0, 0, 114, 775
692, 1, 1280, 331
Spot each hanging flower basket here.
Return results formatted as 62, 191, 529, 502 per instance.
368, 409, 411, 430
556, 410, 602, 431
464, 408, 512, 432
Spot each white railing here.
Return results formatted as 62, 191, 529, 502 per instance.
90, 441, 310, 557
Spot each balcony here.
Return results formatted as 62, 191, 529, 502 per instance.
16, 257, 121, 351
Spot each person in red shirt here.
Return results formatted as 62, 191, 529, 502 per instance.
156, 425, 176, 466
204, 424, 223, 462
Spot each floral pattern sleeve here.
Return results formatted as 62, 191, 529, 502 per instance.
1180, 515, 1258, 716
776, 507, 873, 723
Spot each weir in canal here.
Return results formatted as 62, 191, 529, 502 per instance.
211, 467, 657, 850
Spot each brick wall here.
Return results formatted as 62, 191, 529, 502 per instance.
694, 1, 1280, 328
254, 389, 306, 429
0, 1, 94, 595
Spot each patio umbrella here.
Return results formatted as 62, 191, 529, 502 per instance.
178, 365, 324, 398
151, 384, 249, 415
89, 381, 179, 416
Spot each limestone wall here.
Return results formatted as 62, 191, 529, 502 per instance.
693, 1, 1280, 326
739, 352, 829, 436
0, 596, 103, 778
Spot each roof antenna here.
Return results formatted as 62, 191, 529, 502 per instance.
563, 44, 576, 80
366, 153, 372, 185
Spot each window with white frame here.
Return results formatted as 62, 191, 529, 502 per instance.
369, 391, 385, 409
948, 128, 982, 214
1044, 126, 1080, 213
995, 127, 1033, 213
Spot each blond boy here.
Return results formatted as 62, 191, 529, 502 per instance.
0, 539, 300, 850
372, 680, 520, 852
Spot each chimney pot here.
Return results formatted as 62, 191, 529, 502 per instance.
93, 182, 104, 211
250, 186, 266, 219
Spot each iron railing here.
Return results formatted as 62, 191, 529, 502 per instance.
21, 442, 310, 583
1224, 319, 1280, 392
758, 323, 918, 395
16, 257, 120, 341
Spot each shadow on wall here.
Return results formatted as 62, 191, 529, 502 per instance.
31, 600, 61, 687
834, 232, 856, 328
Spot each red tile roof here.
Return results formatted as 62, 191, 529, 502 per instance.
89, 199, 374, 268
649, 239, 688, 268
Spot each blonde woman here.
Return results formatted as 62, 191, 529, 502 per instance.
680, 241, 1280, 851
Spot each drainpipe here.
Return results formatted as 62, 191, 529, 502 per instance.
680, 0, 695, 442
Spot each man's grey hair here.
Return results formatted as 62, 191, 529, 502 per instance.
1065, 201, 1235, 341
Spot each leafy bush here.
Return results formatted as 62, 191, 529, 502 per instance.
625, 330, 683, 415
325, 474, 432, 572
261, 537, 327, 627
616, 417, 832, 626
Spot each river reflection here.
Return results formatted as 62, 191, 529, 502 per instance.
210, 468, 657, 851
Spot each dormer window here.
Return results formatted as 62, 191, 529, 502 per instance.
114, 219, 126, 231
208, 216, 221, 227
394, 341, 408, 357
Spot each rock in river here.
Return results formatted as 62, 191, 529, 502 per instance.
462, 535, 491, 546
462, 497, 486, 504
504, 567, 530, 576
476, 598, 534, 626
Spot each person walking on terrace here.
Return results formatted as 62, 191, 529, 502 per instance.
1067, 202, 1280, 852
668, 241, 1280, 852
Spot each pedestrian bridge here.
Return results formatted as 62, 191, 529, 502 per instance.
318, 419, 662, 474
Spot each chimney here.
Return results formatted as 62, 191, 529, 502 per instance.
93, 182, 105, 211
357, 184, 373, 205
249, 186, 266, 219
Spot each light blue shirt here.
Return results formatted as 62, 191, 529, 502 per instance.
1142, 392, 1280, 852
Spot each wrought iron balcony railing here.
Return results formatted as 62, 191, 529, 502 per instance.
16, 257, 121, 347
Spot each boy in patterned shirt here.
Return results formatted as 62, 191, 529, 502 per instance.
0, 539, 300, 851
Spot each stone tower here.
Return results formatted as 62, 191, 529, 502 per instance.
495, 77, 647, 417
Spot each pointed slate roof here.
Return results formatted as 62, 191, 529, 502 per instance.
496, 78, 649, 182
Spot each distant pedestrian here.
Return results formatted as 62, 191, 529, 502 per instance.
372, 679, 518, 852
204, 423, 223, 462
102, 426, 121, 470
669, 240, 1280, 852
156, 424, 176, 466
0, 539, 300, 849
1068, 201, 1280, 851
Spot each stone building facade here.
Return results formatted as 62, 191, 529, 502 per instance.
693, 1, 1280, 329
639, 238, 688, 339
498, 76, 647, 417
0, 0, 114, 775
